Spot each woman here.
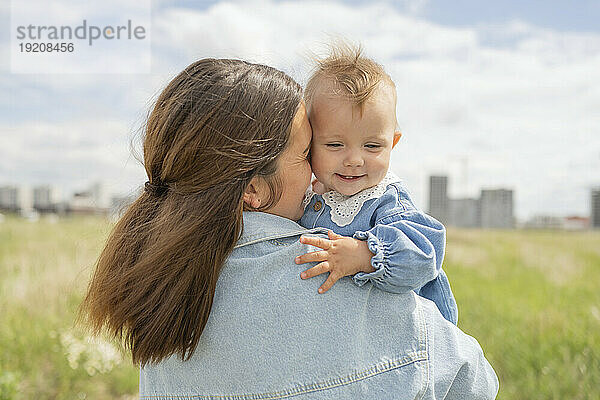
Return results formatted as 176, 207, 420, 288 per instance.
80, 59, 498, 398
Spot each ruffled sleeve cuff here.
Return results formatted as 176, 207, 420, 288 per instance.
351, 230, 387, 287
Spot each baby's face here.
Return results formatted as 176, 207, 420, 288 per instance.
308, 81, 399, 196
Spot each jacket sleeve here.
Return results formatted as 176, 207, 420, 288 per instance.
426, 301, 499, 399
351, 183, 446, 294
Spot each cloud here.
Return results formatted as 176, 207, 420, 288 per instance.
403, 0, 429, 16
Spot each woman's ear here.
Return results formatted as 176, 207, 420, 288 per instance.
243, 177, 264, 209
392, 131, 402, 148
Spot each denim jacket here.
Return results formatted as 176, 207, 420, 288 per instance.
299, 172, 458, 324
139, 211, 498, 399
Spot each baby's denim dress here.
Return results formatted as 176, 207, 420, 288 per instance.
299, 171, 458, 325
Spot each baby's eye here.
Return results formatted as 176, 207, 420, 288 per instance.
365, 144, 382, 149
325, 143, 343, 148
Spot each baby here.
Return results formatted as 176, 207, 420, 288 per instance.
295, 45, 458, 324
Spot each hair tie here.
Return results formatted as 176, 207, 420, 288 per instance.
144, 181, 169, 196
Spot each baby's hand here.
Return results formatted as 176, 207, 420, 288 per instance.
295, 230, 375, 294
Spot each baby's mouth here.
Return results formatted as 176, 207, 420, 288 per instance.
335, 173, 365, 182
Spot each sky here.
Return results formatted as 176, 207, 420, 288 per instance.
1, 0, 599, 221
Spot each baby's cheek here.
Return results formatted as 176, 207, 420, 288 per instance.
309, 150, 328, 176
310, 164, 327, 184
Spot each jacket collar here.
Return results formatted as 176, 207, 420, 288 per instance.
235, 212, 326, 249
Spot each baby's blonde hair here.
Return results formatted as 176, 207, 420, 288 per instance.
305, 42, 396, 111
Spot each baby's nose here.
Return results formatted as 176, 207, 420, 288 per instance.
343, 152, 364, 167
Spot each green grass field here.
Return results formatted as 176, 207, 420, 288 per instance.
1, 216, 599, 399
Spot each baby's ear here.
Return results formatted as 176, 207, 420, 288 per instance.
392, 131, 402, 148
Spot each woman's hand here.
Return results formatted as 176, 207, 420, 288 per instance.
295, 230, 375, 293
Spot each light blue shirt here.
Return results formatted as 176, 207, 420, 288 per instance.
139, 211, 498, 399
299, 173, 458, 324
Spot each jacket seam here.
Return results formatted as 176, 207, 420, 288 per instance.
416, 300, 430, 400
234, 228, 328, 249
139, 351, 428, 400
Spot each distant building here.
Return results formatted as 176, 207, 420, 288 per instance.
563, 216, 589, 231
0, 185, 33, 215
428, 176, 449, 224
524, 215, 564, 230
33, 185, 61, 212
592, 188, 600, 229
90, 181, 111, 209
68, 181, 111, 215
523, 215, 589, 230
428, 175, 515, 228
480, 189, 514, 229
449, 198, 480, 228
69, 192, 97, 214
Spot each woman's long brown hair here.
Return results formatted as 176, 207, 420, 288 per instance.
79, 59, 303, 367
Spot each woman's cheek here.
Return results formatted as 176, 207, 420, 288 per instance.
302, 160, 312, 188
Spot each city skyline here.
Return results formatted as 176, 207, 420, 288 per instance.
428, 175, 515, 229
1, 177, 598, 227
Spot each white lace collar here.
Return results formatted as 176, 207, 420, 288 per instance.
302, 171, 401, 227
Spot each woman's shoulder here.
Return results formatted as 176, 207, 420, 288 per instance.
235, 211, 327, 249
